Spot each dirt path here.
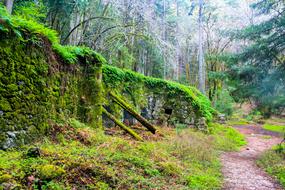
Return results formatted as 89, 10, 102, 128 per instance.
221, 124, 283, 190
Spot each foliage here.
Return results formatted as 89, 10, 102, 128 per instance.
13, 0, 47, 22
0, 5, 106, 65
213, 90, 235, 116
227, 0, 285, 116
0, 121, 245, 189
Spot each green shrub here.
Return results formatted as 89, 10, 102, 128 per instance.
246, 110, 263, 121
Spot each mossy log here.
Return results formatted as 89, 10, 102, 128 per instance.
109, 91, 156, 134
102, 108, 143, 141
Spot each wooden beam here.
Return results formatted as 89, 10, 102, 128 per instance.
109, 91, 156, 134
102, 108, 143, 141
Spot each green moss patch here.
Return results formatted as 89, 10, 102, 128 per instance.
263, 124, 285, 133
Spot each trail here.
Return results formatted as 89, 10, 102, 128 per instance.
221, 124, 283, 190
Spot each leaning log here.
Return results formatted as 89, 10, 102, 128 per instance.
102, 107, 143, 141
109, 91, 156, 134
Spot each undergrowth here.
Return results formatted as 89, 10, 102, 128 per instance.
0, 121, 244, 190
257, 144, 285, 188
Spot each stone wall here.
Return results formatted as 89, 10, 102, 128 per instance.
103, 65, 215, 128
0, 33, 103, 149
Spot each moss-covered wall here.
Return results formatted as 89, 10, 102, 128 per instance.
0, 11, 103, 149
0, 5, 216, 149
103, 65, 216, 128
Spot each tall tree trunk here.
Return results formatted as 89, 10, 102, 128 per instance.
163, 0, 167, 79
4, 0, 14, 14
175, 0, 180, 81
198, 0, 205, 94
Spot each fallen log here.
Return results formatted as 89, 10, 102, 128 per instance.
102, 107, 143, 141
109, 91, 156, 134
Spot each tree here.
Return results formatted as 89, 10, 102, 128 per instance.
228, 0, 285, 117
4, 0, 14, 14
198, 0, 205, 94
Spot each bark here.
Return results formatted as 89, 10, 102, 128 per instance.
4, 0, 14, 14
109, 92, 156, 134
102, 108, 143, 141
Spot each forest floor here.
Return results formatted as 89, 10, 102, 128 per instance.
221, 124, 283, 190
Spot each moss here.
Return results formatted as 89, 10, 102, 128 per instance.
38, 164, 65, 180
0, 174, 13, 183
0, 98, 12, 111
103, 65, 216, 123
0, 6, 104, 148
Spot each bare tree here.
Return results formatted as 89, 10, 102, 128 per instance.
198, 0, 205, 94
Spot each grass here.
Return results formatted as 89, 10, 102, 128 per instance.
257, 144, 285, 188
263, 124, 285, 134
0, 121, 245, 190
226, 118, 251, 126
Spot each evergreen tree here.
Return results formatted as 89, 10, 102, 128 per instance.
229, 0, 285, 116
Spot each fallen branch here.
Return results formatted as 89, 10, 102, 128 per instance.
109, 91, 156, 134
102, 107, 143, 141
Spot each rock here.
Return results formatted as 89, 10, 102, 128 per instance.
2, 137, 16, 150
218, 114, 226, 124
26, 147, 41, 158
197, 117, 207, 131
7, 131, 16, 138
1, 130, 27, 150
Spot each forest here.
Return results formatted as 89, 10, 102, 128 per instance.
0, 0, 284, 189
